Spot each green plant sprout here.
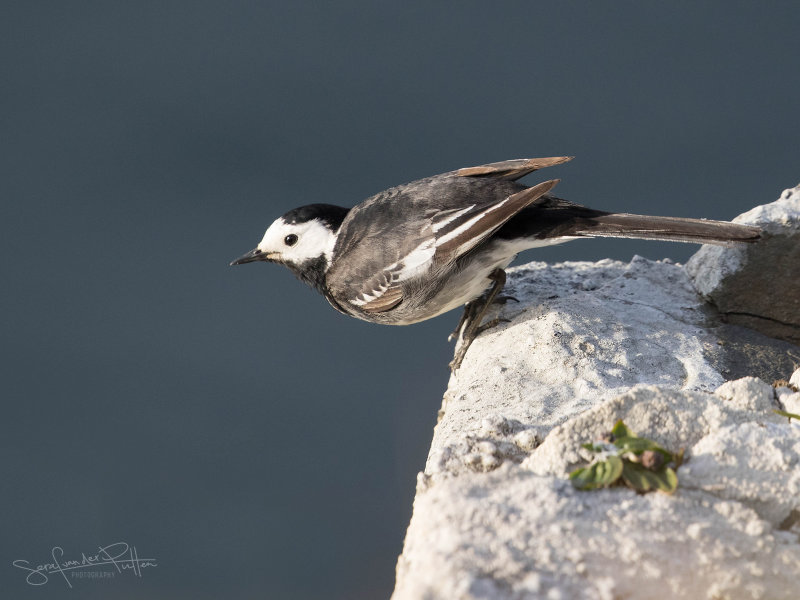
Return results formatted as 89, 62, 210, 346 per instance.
773, 409, 800, 421
570, 420, 683, 494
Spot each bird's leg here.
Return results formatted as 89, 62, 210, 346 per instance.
448, 289, 513, 343
449, 268, 509, 371
448, 301, 478, 343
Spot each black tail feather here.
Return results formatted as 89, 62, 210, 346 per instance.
497, 195, 762, 247
572, 213, 762, 247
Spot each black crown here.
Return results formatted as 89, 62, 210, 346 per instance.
282, 204, 349, 231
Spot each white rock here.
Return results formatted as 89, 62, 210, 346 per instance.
790, 367, 800, 389
687, 184, 800, 295
428, 256, 794, 477
778, 389, 800, 417
735, 184, 800, 232
714, 376, 776, 409
393, 468, 800, 600
394, 383, 800, 600
525, 384, 781, 479
687, 184, 800, 344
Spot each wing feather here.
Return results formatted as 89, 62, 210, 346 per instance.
456, 156, 572, 180
359, 286, 403, 312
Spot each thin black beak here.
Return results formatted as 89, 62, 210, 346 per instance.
230, 248, 269, 266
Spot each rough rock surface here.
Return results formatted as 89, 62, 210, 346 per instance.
393, 187, 800, 600
395, 382, 800, 600
687, 184, 800, 344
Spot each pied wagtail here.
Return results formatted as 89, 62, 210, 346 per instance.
231, 156, 761, 370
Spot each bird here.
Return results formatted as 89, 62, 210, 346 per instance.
231, 156, 761, 370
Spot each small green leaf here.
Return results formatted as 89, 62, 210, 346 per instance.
613, 435, 659, 453
620, 461, 649, 491
613, 435, 674, 465
661, 467, 678, 492
774, 409, 800, 421
621, 461, 678, 494
581, 442, 603, 452
604, 456, 624, 483
570, 455, 624, 490
611, 420, 632, 439
569, 467, 589, 488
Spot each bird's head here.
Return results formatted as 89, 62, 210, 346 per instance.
230, 204, 349, 288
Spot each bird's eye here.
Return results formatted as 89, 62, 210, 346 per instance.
284, 234, 298, 246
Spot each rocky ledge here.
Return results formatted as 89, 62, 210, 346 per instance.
392, 185, 800, 600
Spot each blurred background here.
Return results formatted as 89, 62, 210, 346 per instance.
2, 2, 799, 598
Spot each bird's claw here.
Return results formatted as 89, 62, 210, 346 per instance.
475, 317, 511, 336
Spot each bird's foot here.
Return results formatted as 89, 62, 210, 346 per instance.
449, 316, 511, 371
449, 268, 507, 372
449, 340, 470, 372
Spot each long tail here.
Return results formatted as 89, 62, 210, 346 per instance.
571, 212, 762, 247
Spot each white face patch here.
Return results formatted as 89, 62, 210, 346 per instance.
257, 217, 337, 266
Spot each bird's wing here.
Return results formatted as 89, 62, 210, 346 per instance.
431, 179, 559, 260
346, 179, 559, 314
456, 156, 572, 181
349, 237, 436, 312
